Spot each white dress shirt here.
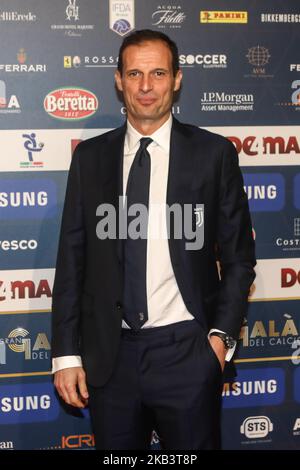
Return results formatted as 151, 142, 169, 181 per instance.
52, 114, 235, 373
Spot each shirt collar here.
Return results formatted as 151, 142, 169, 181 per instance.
125, 114, 172, 154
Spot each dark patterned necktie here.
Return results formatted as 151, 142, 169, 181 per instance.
123, 137, 153, 330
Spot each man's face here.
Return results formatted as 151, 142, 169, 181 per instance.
115, 40, 182, 133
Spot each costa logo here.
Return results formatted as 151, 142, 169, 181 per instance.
43, 87, 98, 121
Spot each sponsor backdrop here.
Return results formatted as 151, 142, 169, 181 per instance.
0, 0, 299, 450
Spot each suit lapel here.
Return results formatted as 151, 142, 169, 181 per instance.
101, 123, 126, 265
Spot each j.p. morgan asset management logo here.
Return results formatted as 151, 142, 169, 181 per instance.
44, 87, 98, 121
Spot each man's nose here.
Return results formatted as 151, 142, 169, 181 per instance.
139, 74, 153, 92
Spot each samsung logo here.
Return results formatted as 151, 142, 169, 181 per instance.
222, 368, 285, 408
0, 394, 50, 412
0, 179, 57, 220
0, 383, 59, 424
243, 173, 285, 211
0, 191, 48, 207
223, 379, 277, 396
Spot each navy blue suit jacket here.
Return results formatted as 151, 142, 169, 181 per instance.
51, 118, 256, 387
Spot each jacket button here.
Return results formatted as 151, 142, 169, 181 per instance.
116, 301, 122, 309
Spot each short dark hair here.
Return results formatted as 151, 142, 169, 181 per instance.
117, 29, 179, 76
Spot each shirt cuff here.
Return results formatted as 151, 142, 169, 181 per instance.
52, 356, 82, 374
208, 328, 237, 362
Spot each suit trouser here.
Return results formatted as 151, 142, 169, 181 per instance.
87, 319, 224, 450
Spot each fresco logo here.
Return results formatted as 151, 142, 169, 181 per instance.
222, 368, 285, 408
240, 314, 300, 349
110, 0, 135, 36
61, 434, 95, 449
240, 416, 273, 439
0, 239, 38, 251
44, 87, 98, 121
0, 327, 51, 365
21, 132, 44, 168
0, 80, 21, 114
0, 179, 57, 219
243, 173, 284, 212
0, 383, 59, 424
200, 11, 248, 24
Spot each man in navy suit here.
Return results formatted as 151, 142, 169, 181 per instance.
52, 29, 256, 449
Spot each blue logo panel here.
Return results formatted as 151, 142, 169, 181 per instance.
243, 173, 285, 211
222, 368, 285, 408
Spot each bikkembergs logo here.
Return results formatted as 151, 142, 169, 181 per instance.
200, 11, 248, 24
44, 87, 98, 120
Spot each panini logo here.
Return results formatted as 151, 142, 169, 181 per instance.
200, 11, 248, 24
44, 87, 98, 121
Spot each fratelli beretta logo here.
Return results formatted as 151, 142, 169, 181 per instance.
110, 0, 135, 36
44, 87, 98, 120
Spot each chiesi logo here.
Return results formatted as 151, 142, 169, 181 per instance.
44, 87, 98, 120
110, 0, 135, 36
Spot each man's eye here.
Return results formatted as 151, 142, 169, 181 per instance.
155, 71, 165, 76
128, 71, 139, 77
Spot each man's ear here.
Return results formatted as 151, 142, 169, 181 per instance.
115, 70, 123, 92
174, 69, 183, 92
